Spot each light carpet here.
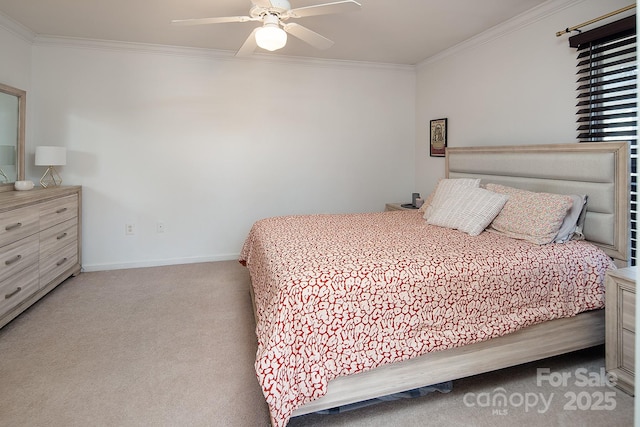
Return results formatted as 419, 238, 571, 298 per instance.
0, 261, 633, 426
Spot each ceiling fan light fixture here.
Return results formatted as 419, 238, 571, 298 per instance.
173, 0, 362, 56
255, 22, 287, 51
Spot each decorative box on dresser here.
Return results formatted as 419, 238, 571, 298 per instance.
0, 186, 81, 329
605, 266, 636, 396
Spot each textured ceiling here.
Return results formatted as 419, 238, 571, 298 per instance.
0, 0, 549, 65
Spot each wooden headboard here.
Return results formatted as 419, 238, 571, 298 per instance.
446, 142, 630, 266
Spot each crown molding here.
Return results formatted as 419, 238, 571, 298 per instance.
33, 34, 414, 73
416, 0, 585, 69
34, 35, 234, 59
0, 10, 36, 43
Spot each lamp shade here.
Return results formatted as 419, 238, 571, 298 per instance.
255, 14, 287, 52
0, 145, 16, 166
35, 146, 66, 166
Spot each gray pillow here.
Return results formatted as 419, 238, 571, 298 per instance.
553, 194, 588, 243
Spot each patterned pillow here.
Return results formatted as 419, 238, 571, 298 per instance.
427, 187, 508, 236
422, 178, 481, 219
485, 183, 574, 244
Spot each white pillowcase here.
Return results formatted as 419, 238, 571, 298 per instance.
423, 178, 481, 220
427, 187, 509, 236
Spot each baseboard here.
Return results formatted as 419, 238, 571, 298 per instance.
81, 253, 240, 272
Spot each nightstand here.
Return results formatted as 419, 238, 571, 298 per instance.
605, 266, 636, 396
385, 203, 419, 212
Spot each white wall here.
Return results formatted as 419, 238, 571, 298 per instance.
414, 0, 634, 196
0, 17, 32, 184
27, 43, 415, 270
0, 20, 31, 93
1, 0, 633, 271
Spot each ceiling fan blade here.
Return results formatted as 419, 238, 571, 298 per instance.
236, 28, 259, 56
289, 0, 361, 18
171, 16, 254, 26
282, 23, 334, 50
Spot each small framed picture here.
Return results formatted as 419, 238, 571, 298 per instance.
430, 118, 447, 157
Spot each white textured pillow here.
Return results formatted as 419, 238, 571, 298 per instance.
427, 187, 509, 236
423, 178, 481, 220
418, 185, 436, 212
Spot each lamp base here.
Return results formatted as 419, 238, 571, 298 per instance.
40, 166, 62, 188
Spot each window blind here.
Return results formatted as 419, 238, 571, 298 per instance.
570, 15, 637, 266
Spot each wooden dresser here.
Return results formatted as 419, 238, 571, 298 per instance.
605, 266, 636, 395
0, 186, 81, 329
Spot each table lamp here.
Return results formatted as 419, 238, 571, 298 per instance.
35, 146, 66, 187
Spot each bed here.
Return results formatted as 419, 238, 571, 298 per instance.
239, 142, 629, 426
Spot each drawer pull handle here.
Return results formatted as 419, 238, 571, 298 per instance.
5, 254, 22, 265
56, 208, 68, 214
5, 222, 22, 231
56, 257, 68, 266
5, 287, 22, 299
57, 232, 68, 240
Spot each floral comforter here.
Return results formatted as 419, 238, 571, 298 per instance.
238, 210, 614, 426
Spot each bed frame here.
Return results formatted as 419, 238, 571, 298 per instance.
286, 141, 629, 417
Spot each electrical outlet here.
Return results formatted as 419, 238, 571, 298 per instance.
125, 223, 135, 236
156, 221, 165, 233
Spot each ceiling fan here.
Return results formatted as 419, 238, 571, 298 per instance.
172, 0, 361, 56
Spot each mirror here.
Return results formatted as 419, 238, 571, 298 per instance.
0, 83, 25, 191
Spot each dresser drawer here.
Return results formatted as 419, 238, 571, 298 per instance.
605, 267, 636, 396
0, 206, 39, 248
622, 329, 635, 374
40, 195, 78, 230
0, 234, 39, 283
0, 263, 39, 318
40, 243, 78, 287
622, 289, 635, 332
40, 218, 78, 258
